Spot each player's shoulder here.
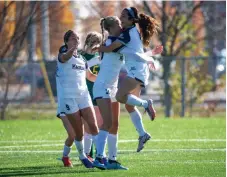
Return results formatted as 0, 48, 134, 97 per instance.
107, 36, 118, 44
79, 54, 87, 63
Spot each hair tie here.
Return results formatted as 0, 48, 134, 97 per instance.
126, 7, 135, 18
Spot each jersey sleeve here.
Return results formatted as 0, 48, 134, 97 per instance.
58, 45, 68, 63
117, 29, 131, 45
112, 30, 130, 53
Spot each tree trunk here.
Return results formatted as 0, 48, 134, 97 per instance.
160, 1, 172, 117
0, 105, 6, 120
163, 59, 172, 117
41, 1, 50, 61
0, 70, 10, 120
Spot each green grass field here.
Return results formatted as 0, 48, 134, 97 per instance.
0, 114, 225, 177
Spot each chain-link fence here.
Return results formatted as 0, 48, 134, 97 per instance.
0, 56, 225, 119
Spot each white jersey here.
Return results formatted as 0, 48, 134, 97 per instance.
114, 26, 151, 86
56, 48, 89, 98
95, 36, 123, 88
115, 25, 155, 65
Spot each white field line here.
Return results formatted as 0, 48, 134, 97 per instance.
0, 148, 225, 153
0, 139, 225, 144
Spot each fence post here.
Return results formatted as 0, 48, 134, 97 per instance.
181, 57, 186, 117
27, 1, 37, 98
41, 1, 50, 61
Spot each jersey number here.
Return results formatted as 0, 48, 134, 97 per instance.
65, 104, 70, 111
92, 65, 99, 75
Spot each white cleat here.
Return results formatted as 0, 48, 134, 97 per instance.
137, 132, 151, 152
145, 99, 156, 121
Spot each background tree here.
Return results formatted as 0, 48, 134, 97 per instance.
142, 1, 225, 117
0, 1, 75, 120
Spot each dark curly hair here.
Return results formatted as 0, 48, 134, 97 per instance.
64, 30, 74, 44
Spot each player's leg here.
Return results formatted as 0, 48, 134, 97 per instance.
108, 101, 119, 161
92, 106, 104, 158
60, 115, 75, 167
95, 98, 112, 155
78, 96, 106, 170
125, 87, 151, 152
106, 101, 128, 170
85, 97, 112, 169
94, 105, 103, 128
83, 120, 94, 161
83, 105, 103, 160
116, 76, 156, 120
65, 98, 93, 168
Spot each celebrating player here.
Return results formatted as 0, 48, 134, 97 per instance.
92, 16, 127, 170
93, 7, 163, 152
56, 30, 99, 168
80, 32, 103, 159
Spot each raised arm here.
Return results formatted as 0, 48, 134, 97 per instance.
59, 47, 76, 63
58, 33, 78, 63
97, 40, 123, 53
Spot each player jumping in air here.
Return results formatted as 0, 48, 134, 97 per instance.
93, 7, 162, 153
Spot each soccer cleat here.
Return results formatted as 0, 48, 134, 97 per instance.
137, 132, 151, 152
102, 157, 108, 166
145, 99, 156, 121
86, 154, 94, 162
62, 156, 73, 167
106, 160, 128, 170
93, 157, 106, 170
80, 158, 93, 168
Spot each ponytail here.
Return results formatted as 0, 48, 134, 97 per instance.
138, 13, 159, 47
126, 7, 159, 47
100, 18, 106, 45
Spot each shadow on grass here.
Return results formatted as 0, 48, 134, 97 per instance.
0, 165, 98, 176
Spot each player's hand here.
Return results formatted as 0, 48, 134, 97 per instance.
152, 45, 163, 55
67, 33, 79, 50
91, 46, 100, 52
67, 40, 78, 51
148, 61, 156, 71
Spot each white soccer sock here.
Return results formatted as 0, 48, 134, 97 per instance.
63, 145, 71, 157
108, 134, 118, 161
96, 130, 108, 158
74, 140, 86, 159
129, 108, 146, 136
126, 94, 148, 108
84, 133, 93, 155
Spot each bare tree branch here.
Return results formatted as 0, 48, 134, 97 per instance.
143, 1, 155, 18
174, 38, 191, 56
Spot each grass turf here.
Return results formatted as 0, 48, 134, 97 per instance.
0, 114, 225, 177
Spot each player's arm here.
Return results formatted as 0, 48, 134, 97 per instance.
59, 34, 78, 63
93, 30, 130, 53
86, 68, 96, 82
97, 41, 123, 53
59, 47, 76, 63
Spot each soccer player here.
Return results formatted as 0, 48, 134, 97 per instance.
79, 32, 103, 160
56, 30, 99, 168
93, 7, 162, 152
92, 16, 127, 170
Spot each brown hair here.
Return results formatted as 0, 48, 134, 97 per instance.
64, 30, 73, 44
100, 16, 120, 44
125, 7, 159, 47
